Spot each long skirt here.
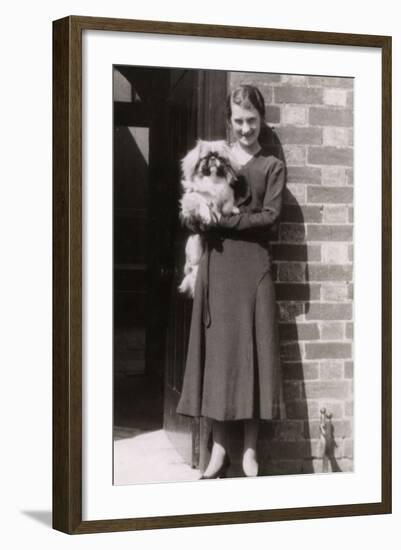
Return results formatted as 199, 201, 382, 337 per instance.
176, 233, 285, 421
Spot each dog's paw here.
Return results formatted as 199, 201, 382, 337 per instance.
199, 210, 212, 225
178, 277, 195, 297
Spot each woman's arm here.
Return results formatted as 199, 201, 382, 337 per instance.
216, 159, 286, 231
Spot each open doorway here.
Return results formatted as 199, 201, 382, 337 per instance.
112, 65, 227, 484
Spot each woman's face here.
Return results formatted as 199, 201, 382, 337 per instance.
230, 102, 262, 152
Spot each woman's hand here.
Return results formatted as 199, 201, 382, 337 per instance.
183, 209, 227, 233
206, 211, 222, 229
184, 216, 217, 233
184, 218, 204, 233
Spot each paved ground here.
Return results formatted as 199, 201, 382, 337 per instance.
113, 373, 200, 485
114, 427, 200, 485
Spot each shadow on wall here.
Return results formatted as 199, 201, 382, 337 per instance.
257, 125, 337, 476
259, 187, 315, 476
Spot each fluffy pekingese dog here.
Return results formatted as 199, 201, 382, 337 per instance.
178, 139, 241, 297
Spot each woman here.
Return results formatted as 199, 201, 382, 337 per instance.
176, 84, 286, 479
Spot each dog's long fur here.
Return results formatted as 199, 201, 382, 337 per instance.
178, 140, 241, 297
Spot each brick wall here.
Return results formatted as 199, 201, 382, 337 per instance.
228, 73, 354, 474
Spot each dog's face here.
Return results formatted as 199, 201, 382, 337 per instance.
181, 140, 240, 184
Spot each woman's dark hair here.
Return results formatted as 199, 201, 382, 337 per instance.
226, 84, 266, 121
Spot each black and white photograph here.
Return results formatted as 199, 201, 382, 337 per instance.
2, 0, 398, 544
51, 13, 390, 534
112, 66, 354, 485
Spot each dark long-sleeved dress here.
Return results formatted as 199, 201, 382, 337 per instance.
176, 147, 286, 421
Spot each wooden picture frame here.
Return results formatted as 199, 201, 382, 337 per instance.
53, 15, 392, 534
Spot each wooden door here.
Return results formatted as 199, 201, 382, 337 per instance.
113, 65, 227, 473
162, 69, 199, 466
163, 69, 228, 468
